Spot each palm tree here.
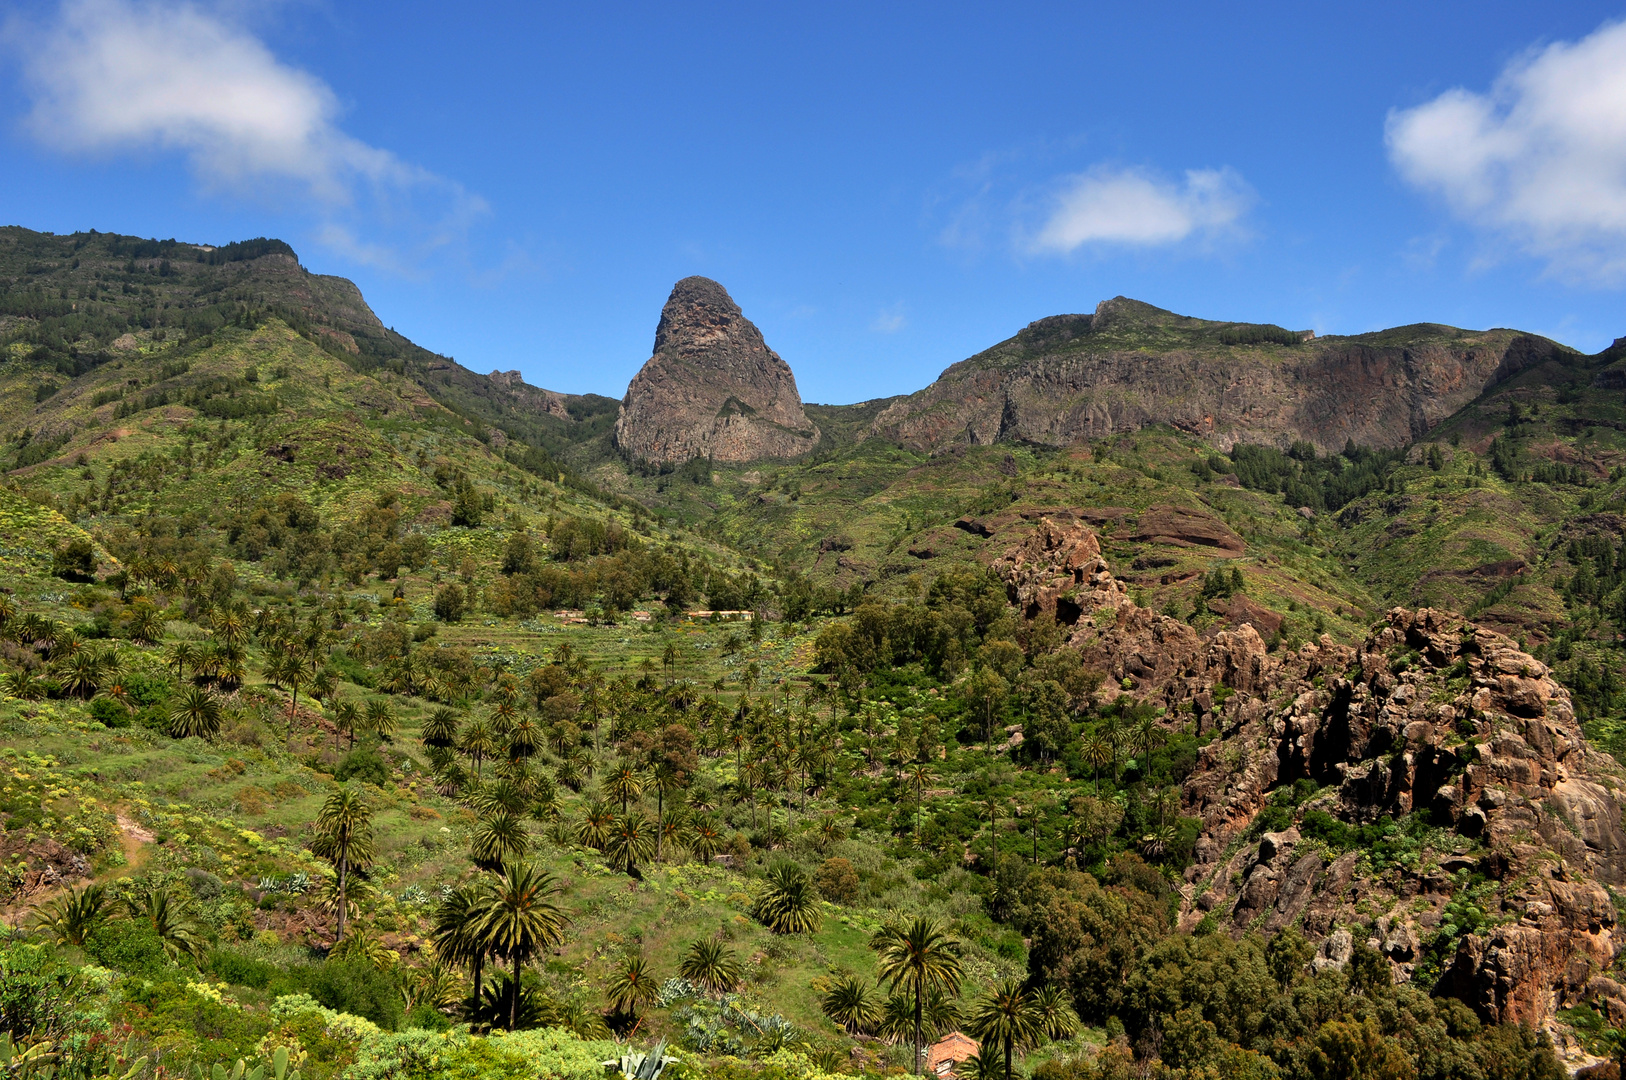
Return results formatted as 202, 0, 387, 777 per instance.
311, 785, 375, 941
471, 811, 530, 872
966, 979, 1043, 1080
1132, 714, 1164, 760
658, 809, 688, 862
606, 954, 658, 1023
168, 686, 222, 740
926, 987, 966, 1039
432, 884, 491, 1018
329, 926, 399, 969
1030, 984, 1079, 1041
422, 707, 461, 749
332, 700, 362, 749
477, 862, 570, 1030
166, 640, 197, 680
363, 699, 398, 742
576, 799, 614, 851
821, 974, 881, 1035
904, 761, 934, 845
55, 649, 104, 699
878, 993, 916, 1045
128, 603, 164, 646
871, 918, 964, 1075
689, 815, 723, 865
123, 885, 207, 963
1080, 732, 1111, 792
282, 663, 308, 726
604, 813, 654, 876
472, 779, 531, 818
1, 670, 49, 701
462, 718, 498, 780
962, 1053, 1007, 1080
605, 761, 645, 813
753, 862, 821, 935
29, 883, 113, 946
679, 938, 741, 995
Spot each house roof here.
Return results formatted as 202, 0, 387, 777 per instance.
925, 1032, 981, 1076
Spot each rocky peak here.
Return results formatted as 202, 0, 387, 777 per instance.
613, 277, 819, 465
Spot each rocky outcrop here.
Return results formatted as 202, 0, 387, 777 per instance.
614, 277, 819, 465
487, 370, 575, 421
871, 297, 1569, 454
991, 521, 1626, 1027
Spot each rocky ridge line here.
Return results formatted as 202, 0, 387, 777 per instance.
873, 297, 1568, 454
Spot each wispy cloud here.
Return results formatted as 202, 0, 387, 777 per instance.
7, 0, 486, 271
1386, 19, 1626, 285
1025, 166, 1253, 254
870, 302, 907, 334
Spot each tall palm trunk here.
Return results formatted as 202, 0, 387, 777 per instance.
511, 952, 521, 1030
1004, 1036, 1014, 1080
336, 855, 348, 939
471, 951, 484, 1022
914, 983, 923, 1076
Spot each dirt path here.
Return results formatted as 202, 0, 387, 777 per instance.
112, 811, 155, 874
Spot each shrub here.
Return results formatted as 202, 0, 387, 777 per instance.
0, 942, 86, 1043
208, 948, 279, 989
293, 958, 403, 1031
52, 539, 96, 582
433, 584, 466, 623
336, 749, 392, 786
88, 697, 131, 728
85, 921, 175, 980
814, 857, 860, 905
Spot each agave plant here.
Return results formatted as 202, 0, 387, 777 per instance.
608, 1039, 676, 1080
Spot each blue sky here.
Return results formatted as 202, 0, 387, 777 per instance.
3, 2, 1626, 404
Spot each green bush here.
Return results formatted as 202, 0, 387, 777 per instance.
85, 921, 176, 979
0, 942, 88, 1044
88, 698, 132, 728
335, 749, 391, 786
290, 959, 403, 1031
208, 948, 279, 989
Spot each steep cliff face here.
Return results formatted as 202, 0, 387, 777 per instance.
873, 298, 1569, 454
614, 277, 819, 465
991, 515, 1626, 1029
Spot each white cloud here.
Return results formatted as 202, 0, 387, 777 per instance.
8, 0, 485, 268
1027, 166, 1252, 254
1386, 19, 1626, 284
870, 302, 907, 334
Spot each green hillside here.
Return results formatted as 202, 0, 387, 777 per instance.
1, 227, 1622, 1080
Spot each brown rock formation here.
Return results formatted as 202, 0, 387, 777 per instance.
872, 297, 1569, 454
614, 277, 819, 464
487, 370, 575, 421
990, 520, 1626, 1027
